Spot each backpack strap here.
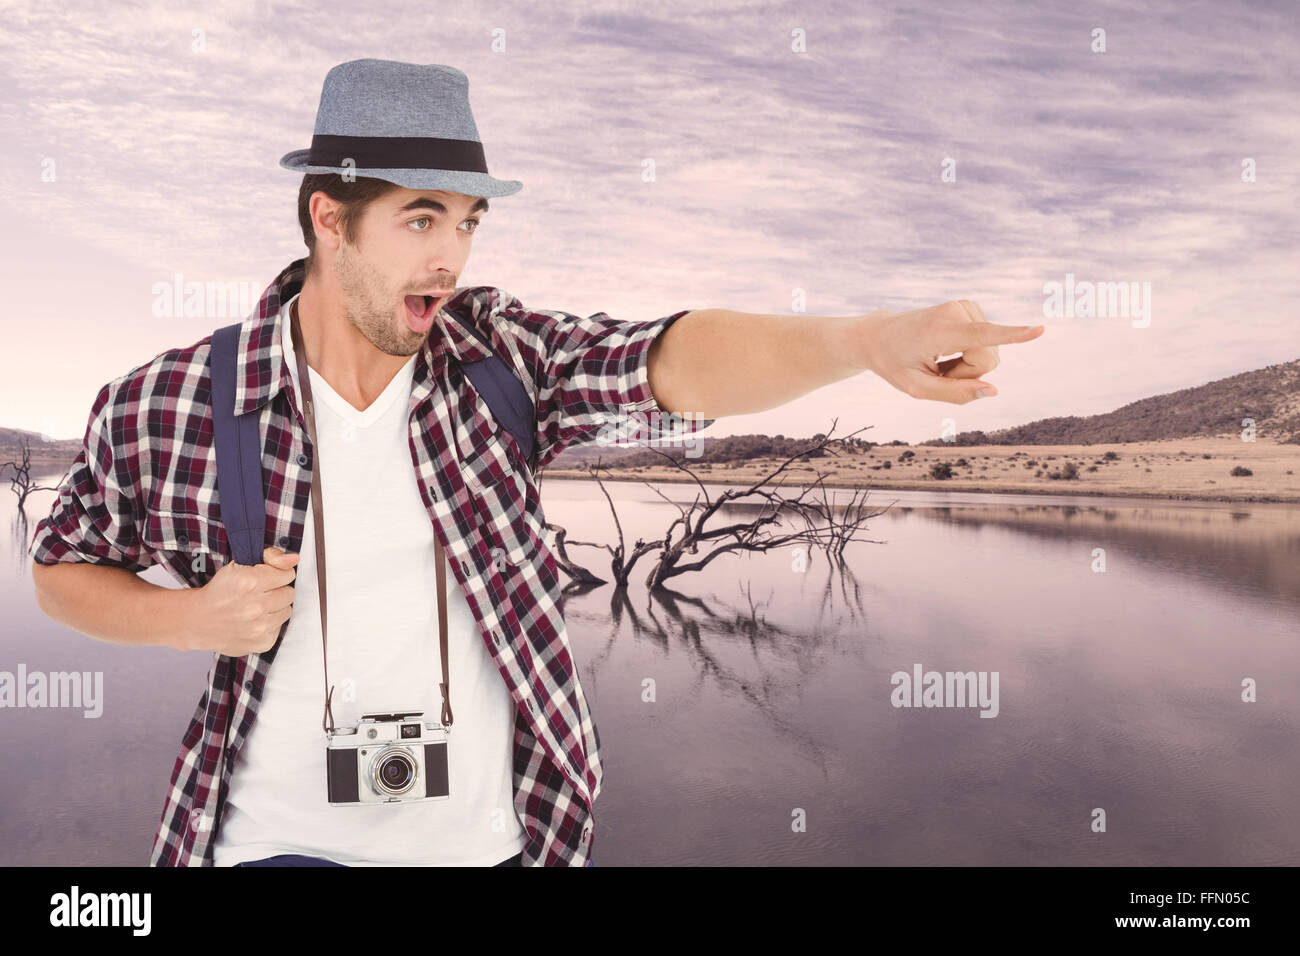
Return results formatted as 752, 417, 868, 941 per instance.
210, 322, 267, 566
440, 309, 539, 475
208, 300, 538, 564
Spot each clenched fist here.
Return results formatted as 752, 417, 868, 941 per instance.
182, 546, 299, 655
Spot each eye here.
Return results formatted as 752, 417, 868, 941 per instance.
407, 216, 481, 234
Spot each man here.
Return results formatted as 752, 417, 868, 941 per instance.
28, 59, 1044, 868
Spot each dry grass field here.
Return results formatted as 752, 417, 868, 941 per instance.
545, 436, 1300, 503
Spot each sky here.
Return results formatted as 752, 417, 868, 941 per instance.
1, 0, 1297, 447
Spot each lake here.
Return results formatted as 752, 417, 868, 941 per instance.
3, 475, 1297, 865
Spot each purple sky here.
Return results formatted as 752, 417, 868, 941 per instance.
2, 0, 1297, 447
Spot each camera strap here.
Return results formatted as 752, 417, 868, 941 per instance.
289, 299, 453, 736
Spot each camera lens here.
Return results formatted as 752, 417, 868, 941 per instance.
372, 749, 416, 795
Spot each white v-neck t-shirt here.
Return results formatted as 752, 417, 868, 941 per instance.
212, 294, 527, 866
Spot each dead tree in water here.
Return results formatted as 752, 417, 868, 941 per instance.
3, 437, 61, 514
550, 419, 890, 590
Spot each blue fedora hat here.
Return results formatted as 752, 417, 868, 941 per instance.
279, 58, 522, 197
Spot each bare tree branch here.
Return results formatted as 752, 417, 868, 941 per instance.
3, 437, 61, 513
543, 420, 890, 591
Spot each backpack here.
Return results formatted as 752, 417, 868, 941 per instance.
209, 307, 537, 566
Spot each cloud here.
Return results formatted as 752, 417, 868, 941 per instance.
2, 0, 1296, 443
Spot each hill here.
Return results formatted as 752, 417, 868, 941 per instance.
918, 358, 1300, 447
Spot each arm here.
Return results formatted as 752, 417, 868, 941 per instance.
647, 299, 1046, 412
646, 309, 866, 417
486, 292, 717, 469
27, 378, 200, 649
33, 563, 200, 650
28, 377, 297, 656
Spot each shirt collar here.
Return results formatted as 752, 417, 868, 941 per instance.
232, 257, 496, 417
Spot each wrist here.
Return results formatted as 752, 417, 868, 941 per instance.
845, 310, 889, 376
162, 585, 201, 652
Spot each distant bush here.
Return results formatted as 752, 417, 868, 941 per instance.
1103, 451, 1119, 460
930, 462, 954, 479
1231, 466, 1253, 477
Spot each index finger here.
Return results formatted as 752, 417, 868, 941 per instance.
940, 319, 1045, 353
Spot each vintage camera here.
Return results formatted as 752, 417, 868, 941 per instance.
326, 711, 449, 805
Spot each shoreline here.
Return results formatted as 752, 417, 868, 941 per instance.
540, 469, 1300, 504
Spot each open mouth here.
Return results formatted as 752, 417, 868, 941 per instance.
403, 293, 441, 334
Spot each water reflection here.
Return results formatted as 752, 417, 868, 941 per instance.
4, 477, 1298, 865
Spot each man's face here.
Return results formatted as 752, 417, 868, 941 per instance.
330, 186, 488, 357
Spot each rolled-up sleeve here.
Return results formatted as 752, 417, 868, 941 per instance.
495, 294, 716, 468
27, 380, 153, 573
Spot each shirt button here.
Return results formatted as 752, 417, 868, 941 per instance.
243, 679, 254, 691
278, 536, 290, 547
460, 560, 470, 575
177, 533, 188, 546
297, 452, 310, 467
492, 631, 502, 647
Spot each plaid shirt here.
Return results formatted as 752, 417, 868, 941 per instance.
28, 258, 713, 866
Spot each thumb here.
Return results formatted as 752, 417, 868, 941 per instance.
263, 545, 300, 565
912, 372, 999, 404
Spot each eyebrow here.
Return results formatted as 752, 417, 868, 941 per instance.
394, 196, 490, 217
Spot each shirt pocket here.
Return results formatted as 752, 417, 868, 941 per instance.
454, 411, 531, 497
140, 509, 231, 584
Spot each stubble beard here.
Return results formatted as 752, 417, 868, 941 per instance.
333, 240, 427, 358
